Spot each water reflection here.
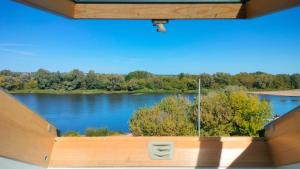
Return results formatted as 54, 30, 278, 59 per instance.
12, 94, 300, 134
259, 95, 300, 115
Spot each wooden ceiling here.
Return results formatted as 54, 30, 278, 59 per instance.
15, 0, 300, 19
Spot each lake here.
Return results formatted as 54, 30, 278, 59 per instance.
12, 93, 300, 134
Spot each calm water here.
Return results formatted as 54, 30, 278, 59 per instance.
12, 94, 300, 134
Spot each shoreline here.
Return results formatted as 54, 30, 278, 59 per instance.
7, 89, 199, 95
7, 89, 300, 96
248, 89, 300, 97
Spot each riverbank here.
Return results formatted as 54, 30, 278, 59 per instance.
8, 89, 300, 96
249, 89, 300, 97
8, 89, 200, 95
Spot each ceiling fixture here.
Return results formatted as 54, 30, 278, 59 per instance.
152, 20, 168, 32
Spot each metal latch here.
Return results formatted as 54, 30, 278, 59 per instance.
148, 141, 174, 160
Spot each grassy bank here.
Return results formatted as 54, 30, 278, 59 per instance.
9, 88, 299, 96
8, 89, 201, 95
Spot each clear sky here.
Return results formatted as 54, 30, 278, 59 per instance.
0, 1, 300, 74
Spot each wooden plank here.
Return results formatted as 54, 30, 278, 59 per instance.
15, 0, 75, 18
73, 3, 244, 19
0, 90, 57, 167
265, 107, 300, 166
14, 0, 300, 19
246, 0, 300, 18
15, 0, 244, 19
49, 136, 272, 167
265, 107, 300, 138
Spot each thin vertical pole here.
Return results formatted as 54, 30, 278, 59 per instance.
198, 78, 201, 137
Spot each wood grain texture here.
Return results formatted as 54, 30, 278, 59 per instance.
14, 0, 300, 19
265, 106, 300, 166
0, 90, 57, 167
15, 0, 75, 18
49, 136, 272, 167
73, 3, 244, 19
15, 0, 244, 19
246, 0, 300, 18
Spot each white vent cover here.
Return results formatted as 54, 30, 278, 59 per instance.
148, 142, 174, 160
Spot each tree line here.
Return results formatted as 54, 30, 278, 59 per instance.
0, 69, 300, 92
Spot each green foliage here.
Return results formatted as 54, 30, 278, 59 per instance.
1, 69, 300, 92
85, 128, 124, 136
62, 130, 81, 137
106, 75, 125, 91
192, 90, 272, 136
125, 71, 153, 81
130, 91, 271, 137
85, 70, 99, 89
129, 96, 197, 136
291, 74, 300, 89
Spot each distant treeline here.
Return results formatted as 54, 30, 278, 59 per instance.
0, 69, 299, 92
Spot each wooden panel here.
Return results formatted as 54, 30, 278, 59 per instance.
265, 106, 300, 166
246, 0, 300, 18
0, 90, 57, 167
73, 3, 244, 19
14, 0, 300, 19
15, 0, 75, 18
49, 136, 272, 167
15, 0, 244, 19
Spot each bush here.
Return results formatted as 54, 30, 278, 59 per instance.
85, 128, 124, 136
192, 90, 272, 136
130, 90, 272, 137
62, 130, 81, 137
129, 96, 196, 136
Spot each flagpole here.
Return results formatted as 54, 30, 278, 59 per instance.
198, 78, 201, 137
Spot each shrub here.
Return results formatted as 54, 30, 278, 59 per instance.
62, 130, 81, 137
192, 90, 272, 136
130, 90, 272, 137
129, 96, 196, 136
85, 128, 124, 136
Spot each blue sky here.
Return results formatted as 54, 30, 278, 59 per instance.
0, 1, 300, 74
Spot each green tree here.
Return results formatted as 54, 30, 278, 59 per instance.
192, 90, 272, 136
291, 74, 300, 89
106, 75, 125, 91
125, 71, 153, 81
63, 69, 85, 90
273, 74, 292, 89
24, 79, 38, 89
35, 69, 51, 89
130, 90, 271, 137
127, 79, 144, 91
234, 73, 256, 89
1, 69, 300, 92
200, 73, 215, 88
213, 72, 231, 87
253, 74, 274, 89
129, 96, 196, 136
85, 70, 98, 89
0, 70, 14, 76
0, 76, 20, 90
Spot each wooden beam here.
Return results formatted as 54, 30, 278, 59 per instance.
0, 90, 57, 167
246, 0, 300, 18
74, 3, 244, 19
15, 0, 75, 18
49, 136, 272, 167
14, 0, 300, 19
265, 106, 300, 166
14, 0, 245, 19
